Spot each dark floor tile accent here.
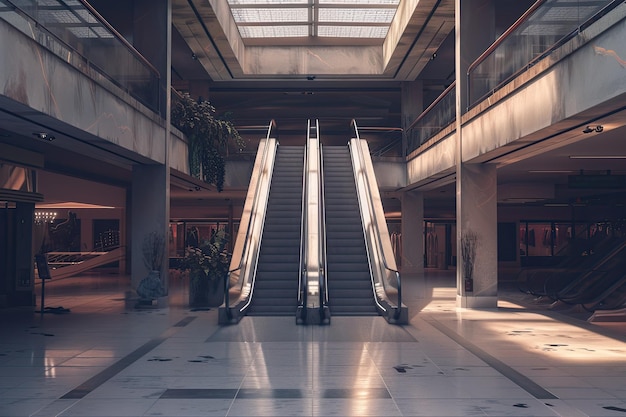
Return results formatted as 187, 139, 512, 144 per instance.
60, 316, 197, 400
159, 388, 392, 400
320, 388, 391, 399
174, 316, 196, 327
161, 389, 237, 399
237, 388, 307, 399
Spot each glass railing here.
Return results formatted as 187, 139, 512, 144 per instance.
405, 82, 456, 155
468, 0, 619, 108
406, 0, 620, 155
0, 0, 160, 113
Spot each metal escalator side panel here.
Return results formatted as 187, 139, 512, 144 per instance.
218, 137, 278, 324
300, 119, 330, 324
348, 137, 408, 324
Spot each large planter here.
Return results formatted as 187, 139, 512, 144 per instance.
189, 270, 224, 308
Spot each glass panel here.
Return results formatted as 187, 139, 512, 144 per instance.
468, 0, 614, 107
228, 0, 400, 40
0, 164, 35, 192
0, 0, 160, 112
231, 8, 309, 23
318, 8, 395, 23
319, 0, 398, 3
230, 0, 308, 4
239, 25, 309, 37
318, 25, 388, 38
405, 84, 456, 154
553, 222, 574, 256
169, 222, 185, 258
524, 222, 553, 257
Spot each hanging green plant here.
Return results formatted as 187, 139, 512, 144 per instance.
171, 92, 245, 191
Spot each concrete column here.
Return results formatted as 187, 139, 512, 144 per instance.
401, 81, 423, 156
401, 190, 424, 278
131, 165, 170, 295
455, 0, 498, 308
456, 0, 495, 112
456, 163, 498, 308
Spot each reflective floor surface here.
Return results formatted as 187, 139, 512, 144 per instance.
1, 270, 625, 416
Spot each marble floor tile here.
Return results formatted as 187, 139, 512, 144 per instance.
1, 272, 625, 417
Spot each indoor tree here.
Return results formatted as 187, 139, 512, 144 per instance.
171, 92, 245, 191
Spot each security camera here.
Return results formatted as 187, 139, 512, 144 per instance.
595, 125, 604, 133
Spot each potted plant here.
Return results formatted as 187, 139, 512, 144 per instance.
136, 231, 166, 304
461, 230, 478, 292
179, 228, 230, 308
171, 91, 245, 191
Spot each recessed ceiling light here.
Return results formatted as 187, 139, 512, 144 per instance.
528, 170, 576, 173
569, 155, 626, 159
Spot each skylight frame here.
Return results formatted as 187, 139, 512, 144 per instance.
227, 0, 400, 41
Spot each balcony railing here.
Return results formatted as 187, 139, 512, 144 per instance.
405, 82, 456, 155
0, 0, 160, 113
467, 0, 620, 108
405, 0, 620, 155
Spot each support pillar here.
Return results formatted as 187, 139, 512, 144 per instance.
131, 165, 169, 298
401, 190, 424, 278
456, 164, 498, 308
455, 0, 498, 308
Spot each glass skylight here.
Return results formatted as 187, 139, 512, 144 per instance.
227, 0, 399, 41
318, 25, 389, 38
231, 8, 309, 23
239, 25, 310, 38
318, 8, 396, 23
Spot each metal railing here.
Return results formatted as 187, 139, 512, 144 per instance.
0, 0, 160, 112
467, 0, 620, 108
222, 120, 277, 322
350, 120, 403, 322
406, 0, 620, 154
405, 82, 456, 155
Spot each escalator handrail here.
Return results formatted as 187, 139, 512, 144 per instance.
546, 238, 626, 299
350, 120, 402, 320
298, 122, 311, 315
319, 134, 329, 318
224, 120, 277, 318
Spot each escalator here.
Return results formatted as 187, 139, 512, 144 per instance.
247, 146, 304, 315
323, 146, 378, 316
220, 120, 406, 325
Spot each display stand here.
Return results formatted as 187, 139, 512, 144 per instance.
34, 254, 70, 314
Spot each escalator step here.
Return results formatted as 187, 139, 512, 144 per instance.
248, 146, 304, 317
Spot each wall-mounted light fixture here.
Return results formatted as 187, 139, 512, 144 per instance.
582, 125, 603, 133
33, 132, 55, 141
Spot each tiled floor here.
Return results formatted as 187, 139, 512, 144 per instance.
1, 270, 625, 417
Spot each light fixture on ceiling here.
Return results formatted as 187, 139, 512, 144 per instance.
582, 125, 603, 133
569, 155, 626, 159
33, 132, 55, 141
528, 170, 576, 173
